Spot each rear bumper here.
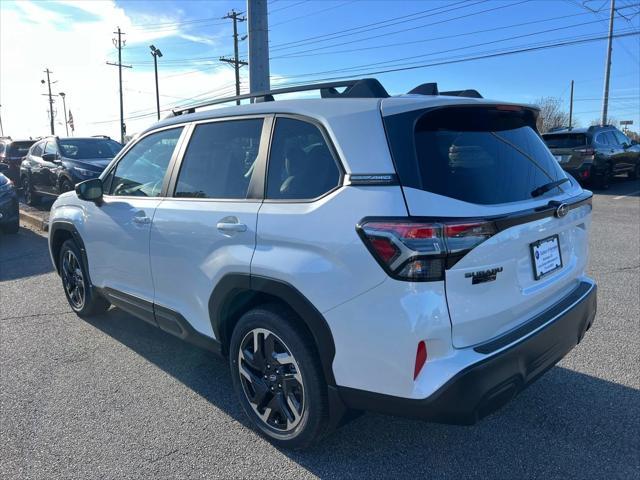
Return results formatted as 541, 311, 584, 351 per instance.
337, 279, 597, 425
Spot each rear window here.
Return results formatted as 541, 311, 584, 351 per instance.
542, 133, 587, 149
7, 141, 34, 156
384, 106, 568, 205
59, 138, 122, 159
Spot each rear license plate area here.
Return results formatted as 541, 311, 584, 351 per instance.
530, 235, 563, 280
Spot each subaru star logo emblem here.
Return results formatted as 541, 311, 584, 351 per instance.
555, 203, 568, 218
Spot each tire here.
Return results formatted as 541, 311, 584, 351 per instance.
629, 163, 640, 181
1, 217, 19, 234
229, 304, 329, 449
59, 239, 110, 316
21, 176, 40, 206
60, 178, 74, 194
592, 165, 611, 190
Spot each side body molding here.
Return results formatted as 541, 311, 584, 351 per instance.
209, 273, 337, 387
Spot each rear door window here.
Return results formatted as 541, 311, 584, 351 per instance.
266, 117, 341, 200
384, 106, 568, 205
31, 142, 44, 157
603, 131, 618, 146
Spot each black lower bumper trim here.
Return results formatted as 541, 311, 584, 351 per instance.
337, 280, 597, 425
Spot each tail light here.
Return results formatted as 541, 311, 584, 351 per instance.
574, 147, 595, 161
357, 219, 496, 281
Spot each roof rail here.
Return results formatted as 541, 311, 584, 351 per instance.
547, 126, 570, 132
587, 124, 615, 131
169, 78, 390, 117
407, 83, 483, 98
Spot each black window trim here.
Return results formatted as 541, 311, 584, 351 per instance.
165, 114, 273, 203
100, 123, 190, 200
262, 113, 345, 204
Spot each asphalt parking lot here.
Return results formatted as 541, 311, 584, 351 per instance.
1, 180, 639, 479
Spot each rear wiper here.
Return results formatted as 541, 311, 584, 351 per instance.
531, 178, 570, 198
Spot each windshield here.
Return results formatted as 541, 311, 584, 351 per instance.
7, 141, 34, 157
59, 139, 122, 159
384, 106, 568, 205
542, 133, 588, 149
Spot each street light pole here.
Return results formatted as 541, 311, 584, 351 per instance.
150, 45, 163, 120
59, 92, 69, 136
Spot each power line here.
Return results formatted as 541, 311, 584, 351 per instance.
269, 0, 530, 56
268, 0, 477, 51
271, 1, 356, 27
277, 21, 630, 80
271, 5, 638, 59
269, 0, 307, 15
273, 30, 640, 87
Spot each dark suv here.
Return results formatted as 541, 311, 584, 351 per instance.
20, 136, 122, 205
0, 137, 36, 182
542, 125, 640, 189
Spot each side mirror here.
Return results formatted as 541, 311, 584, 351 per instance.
75, 178, 103, 202
0, 163, 8, 174
42, 153, 59, 162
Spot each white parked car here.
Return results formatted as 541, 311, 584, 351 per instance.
48, 79, 597, 449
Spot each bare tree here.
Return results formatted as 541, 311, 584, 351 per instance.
534, 97, 571, 133
590, 117, 619, 127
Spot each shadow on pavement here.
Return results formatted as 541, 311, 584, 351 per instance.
85, 307, 640, 479
589, 176, 640, 196
0, 227, 54, 281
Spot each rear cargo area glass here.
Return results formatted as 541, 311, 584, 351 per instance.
384, 106, 568, 205
541, 133, 588, 148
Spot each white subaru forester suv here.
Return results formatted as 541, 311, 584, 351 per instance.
49, 79, 597, 449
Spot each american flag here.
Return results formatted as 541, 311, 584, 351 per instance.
68, 110, 74, 132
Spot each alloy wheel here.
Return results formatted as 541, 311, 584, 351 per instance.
61, 249, 85, 310
237, 328, 305, 433
21, 177, 31, 204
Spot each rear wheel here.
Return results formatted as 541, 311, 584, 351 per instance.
229, 305, 329, 449
59, 239, 110, 316
592, 165, 611, 190
21, 176, 40, 206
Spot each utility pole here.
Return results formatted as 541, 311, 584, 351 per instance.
107, 27, 132, 144
0, 104, 4, 137
220, 10, 247, 105
41, 68, 55, 135
59, 92, 69, 136
247, 0, 270, 96
568, 80, 574, 128
150, 45, 163, 120
601, 0, 615, 125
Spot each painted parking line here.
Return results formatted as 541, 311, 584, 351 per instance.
612, 190, 640, 200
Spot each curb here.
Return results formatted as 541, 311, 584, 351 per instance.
19, 210, 49, 232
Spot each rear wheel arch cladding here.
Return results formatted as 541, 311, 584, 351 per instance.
209, 274, 338, 387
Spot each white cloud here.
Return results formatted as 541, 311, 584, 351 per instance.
0, 1, 237, 140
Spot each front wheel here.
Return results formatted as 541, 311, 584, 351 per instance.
229, 305, 329, 449
629, 163, 640, 181
60, 178, 74, 194
59, 239, 110, 316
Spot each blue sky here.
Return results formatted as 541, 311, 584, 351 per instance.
1, 0, 638, 138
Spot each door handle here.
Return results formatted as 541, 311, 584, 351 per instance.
132, 215, 151, 225
217, 219, 247, 233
